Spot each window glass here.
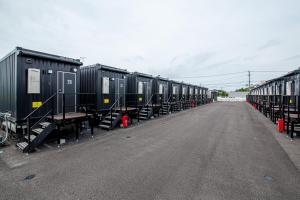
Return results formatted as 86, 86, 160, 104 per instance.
102, 77, 110, 94
138, 81, 143, 94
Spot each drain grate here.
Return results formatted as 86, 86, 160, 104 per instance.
24, 174, 35, 181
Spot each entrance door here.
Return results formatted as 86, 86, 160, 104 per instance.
163, 84, 168, 102
115, 79, 125, 108
57, 72, 76, 114
144, 82, 152, 104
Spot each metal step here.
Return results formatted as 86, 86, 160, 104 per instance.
138, 116, 148, 120
99, 124, 111, 129
139, 112, 148, 116
32, 128, 44, 134
24, 135, 37, 142
105, 116, 117, 120
39, 122, 51, 128
16, 142, 28, 150
101, 120, 112, 124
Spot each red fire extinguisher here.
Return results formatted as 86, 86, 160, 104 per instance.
122, 115, 129, 128
278, 118, 285, 133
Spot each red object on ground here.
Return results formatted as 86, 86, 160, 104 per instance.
122, 115, 129, 128
278, 118, 285, 133
253, 104, 257, 110
192, 101, 195, 107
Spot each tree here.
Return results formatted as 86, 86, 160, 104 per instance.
235, 87, 249, 92
218, 90, 229, 97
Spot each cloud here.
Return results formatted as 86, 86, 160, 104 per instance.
282, 54, 300, 61
257, 40, 281, 51
1, 0, 300, 91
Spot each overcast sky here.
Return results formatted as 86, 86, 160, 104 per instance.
1, 0, 300, 91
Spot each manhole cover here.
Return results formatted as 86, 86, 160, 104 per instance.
264, 175, 273, 182
24, 174, 35, 181
126, 136, 131, 139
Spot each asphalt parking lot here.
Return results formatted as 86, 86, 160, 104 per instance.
1, 102, 299, 200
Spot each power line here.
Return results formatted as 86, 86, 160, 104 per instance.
250, 70, 289, 73
169, 69, 289, 79
169, 71, 247, 79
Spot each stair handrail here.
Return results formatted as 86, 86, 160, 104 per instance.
102, 96, 121, 128
138, 94, 154, 121
23, 92, 57, 152
23, 93, 57, 121
167, 94, 172, 103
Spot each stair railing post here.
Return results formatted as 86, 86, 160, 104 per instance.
110, 108, 113, 128
137, 95, 139, 122
63, 93, 66, 122
51, 94, 55, 122
287, 96, 290, 136
152, 95, 154, 117
27, 116, 31, 152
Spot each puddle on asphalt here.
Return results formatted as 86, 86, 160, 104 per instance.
24, 174, 36, 181
264, 175, 273, 182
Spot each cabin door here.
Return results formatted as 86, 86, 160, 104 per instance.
57, 71, 76, 114
163, 85, 168, 102
144, 82, 152, 104
115, 79, 125, 108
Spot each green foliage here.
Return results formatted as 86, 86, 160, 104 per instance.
235, 87, 249, 92
218, 90, 229, 97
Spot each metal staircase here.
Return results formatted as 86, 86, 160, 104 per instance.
137, 94, 154, 121
16, 93, 57, 153
160, 102, 171, 115
99, 97, 122, 130
99, 112, 122, 130
17, 121, 56, 152
138, 107, 153, 120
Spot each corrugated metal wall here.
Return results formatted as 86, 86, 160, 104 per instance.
16, 55, 80, 121
0, 52, 17, 119
80, 66, 97, 109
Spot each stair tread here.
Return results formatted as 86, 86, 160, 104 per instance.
101, 120, 112, 124
17, 142, 28, 150
105, 116, 117, 120
24, 135, 37, 141
138, 116, 148, 120
99, 124, 111, 129
32, 128, 44, 134
39, 122, 51, 127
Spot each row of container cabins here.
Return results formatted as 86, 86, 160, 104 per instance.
0, 47, 210, 152
247, 68, 300, 139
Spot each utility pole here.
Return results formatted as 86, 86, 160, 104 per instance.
248, 71, 251, 91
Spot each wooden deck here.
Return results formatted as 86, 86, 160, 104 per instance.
50, 112, 89, 121
115, 107, 137, 111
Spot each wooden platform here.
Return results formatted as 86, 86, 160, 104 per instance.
50, 112, 89, 121
115, 107, 137, 111
284, 113, 300, 120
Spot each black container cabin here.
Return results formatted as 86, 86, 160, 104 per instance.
169, 80, 181, 102
202, 87, 208, 103
188, 84, 195, 102
80, 64, 129, 112
0, 47, 82, 131
194, 86, 202, 105
180, 82, 189, 102
153, 76, 170, 105
127, 72, 154, 107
